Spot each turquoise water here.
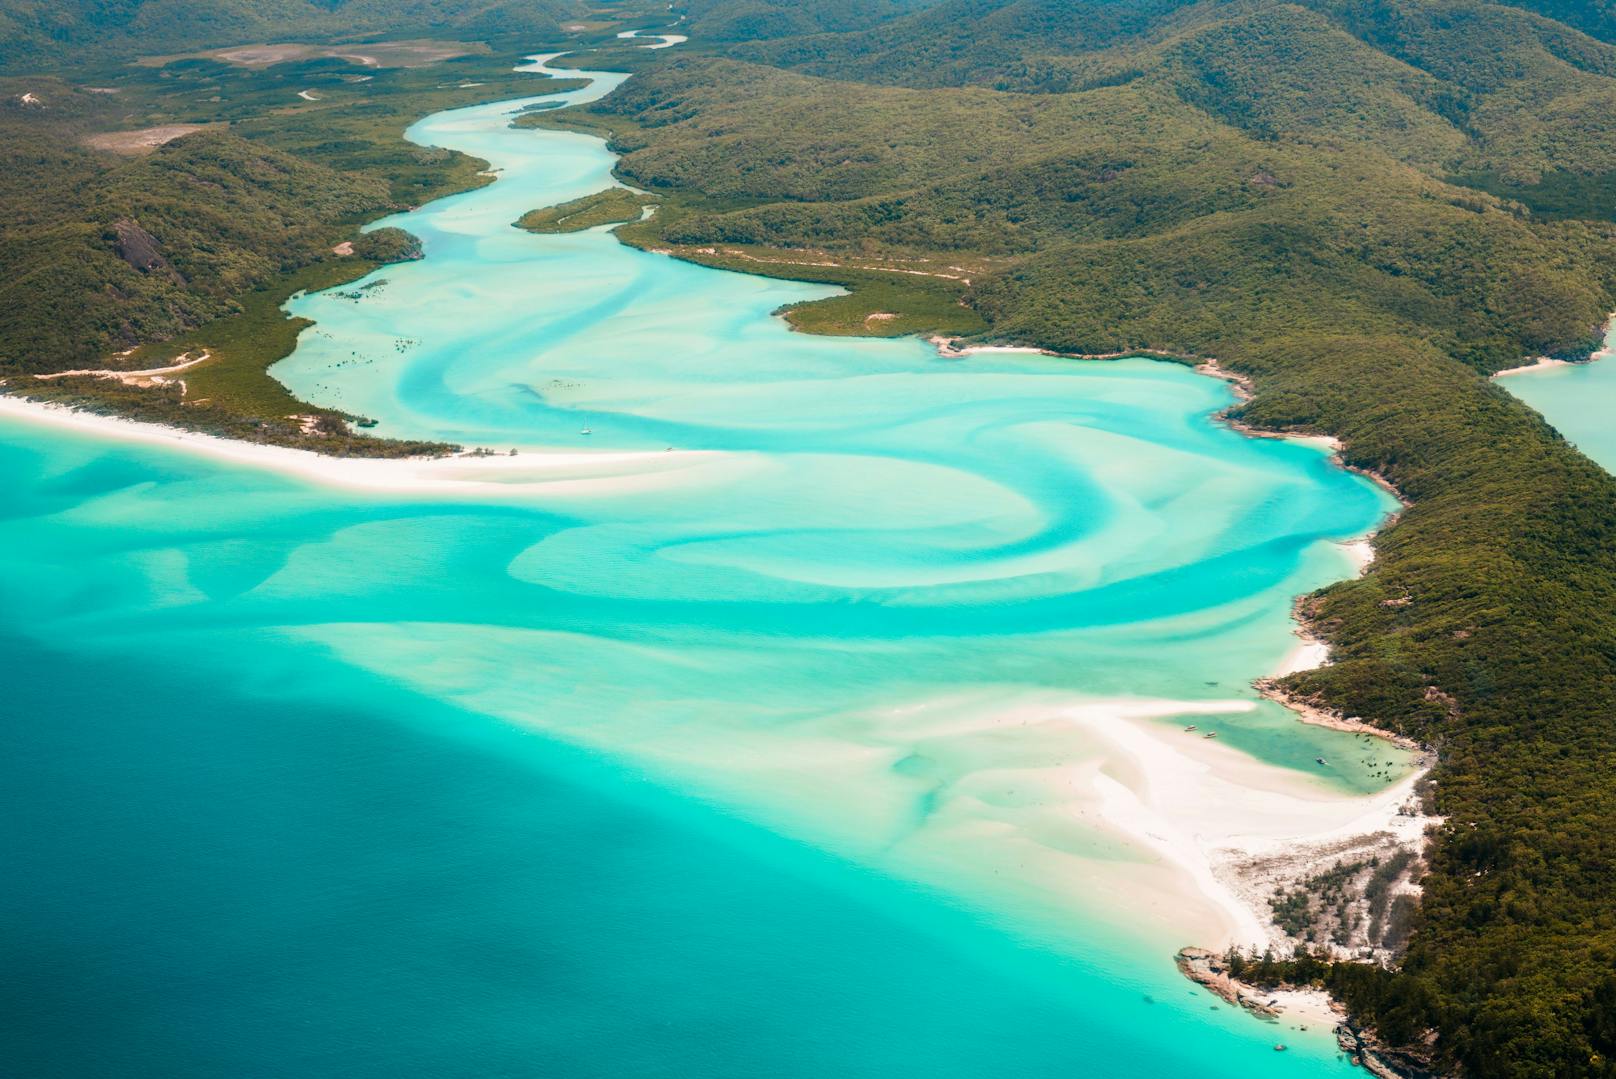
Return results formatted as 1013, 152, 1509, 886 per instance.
1497, 321, 1616, 471
0, 53, 1401, 1076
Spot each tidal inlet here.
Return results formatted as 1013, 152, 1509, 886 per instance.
3, 51, 1415, 1079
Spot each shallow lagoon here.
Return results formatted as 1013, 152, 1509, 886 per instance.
0, 53, 1403, 1076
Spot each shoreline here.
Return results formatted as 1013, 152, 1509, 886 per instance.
930, 333, 1202, 367
1255, 674, 1423, 753
1491, 312, 1616, 379
930, 336, 1413, 514
1176, 950, 1435, 1077
925, 335, 1438, 1036
1491, 356, 1575, 378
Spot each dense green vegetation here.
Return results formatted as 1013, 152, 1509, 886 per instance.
769, 271, 986, 338
1453, 169, 1616, 223
0, 0, 578, 72
0, 126, 391, 373
565, 2, 1616, 1072
516, 186, 653, 232
680, 0, 943, 44
602, 194, 988, 335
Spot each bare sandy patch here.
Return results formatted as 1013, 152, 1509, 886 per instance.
82, 124, 217, 154
138, 39, 485, 70
33, 350, 212, 389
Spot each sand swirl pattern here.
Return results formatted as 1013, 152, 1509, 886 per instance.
268, 54, 1409, 948
0, 50, 1412, 1077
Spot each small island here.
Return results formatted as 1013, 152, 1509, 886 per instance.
516, 187, 653, 233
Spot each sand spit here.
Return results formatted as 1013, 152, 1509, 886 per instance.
0, 394, 744, 501
1076, 691, 1435, 958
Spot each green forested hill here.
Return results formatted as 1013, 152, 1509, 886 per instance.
0, 0, 578, 71
593, 47, 1612, 360
718, 0, 1616, 183
679, 0, 943, 43
1498, 0, 1616, 43
560, 1, 1616, 1073
723, 0, 1191, 86
0, 128, 390, 372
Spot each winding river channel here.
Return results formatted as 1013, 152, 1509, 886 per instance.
0, 50, 1409, 1076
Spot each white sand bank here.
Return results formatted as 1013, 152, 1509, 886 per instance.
0, 395, 745, 501
1054, 695, 1430, 952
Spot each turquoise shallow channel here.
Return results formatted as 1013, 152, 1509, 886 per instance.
1, 51, 1405, 1077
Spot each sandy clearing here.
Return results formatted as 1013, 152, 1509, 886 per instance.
82, 124, 215, 154
138, 39, 484, 70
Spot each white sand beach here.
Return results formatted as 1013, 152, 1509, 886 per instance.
1492, 357, 1574, 378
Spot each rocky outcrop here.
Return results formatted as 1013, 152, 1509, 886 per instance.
1175, 948, 1282, 1019
1179, 948, 1447, 1077
110, 219, 183, 282
1336, 1018, 1444, 1078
